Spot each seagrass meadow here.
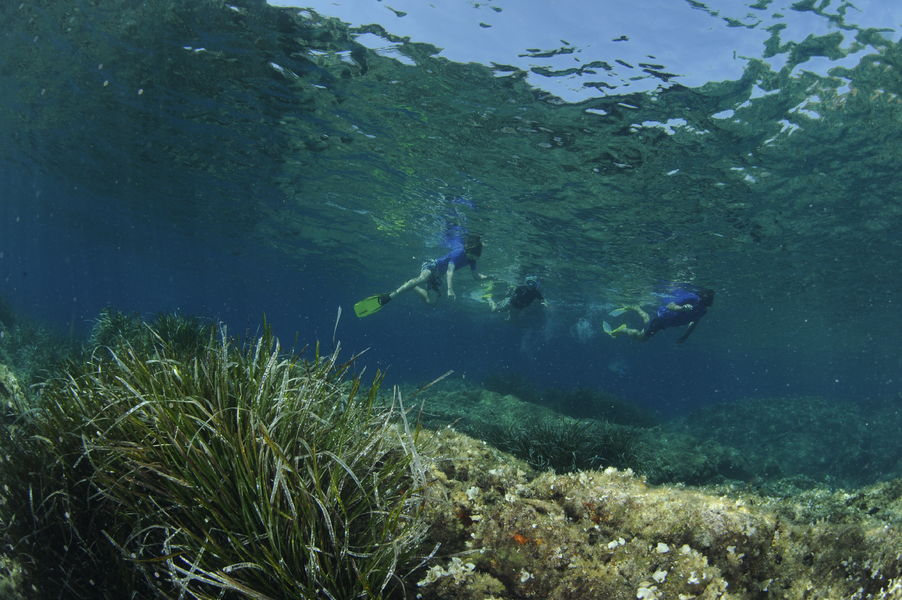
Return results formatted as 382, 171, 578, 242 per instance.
1, 0, 901, 597
0, 314, 429, 599
0, 313, 899, 598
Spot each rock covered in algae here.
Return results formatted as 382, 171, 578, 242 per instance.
416, 427, 902, 600
0, 363, 22, 407
0, 363, 24, 425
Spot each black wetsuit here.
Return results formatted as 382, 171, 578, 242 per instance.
498, 285, 543, 311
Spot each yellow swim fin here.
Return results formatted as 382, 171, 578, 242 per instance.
603, 321, 627, 337
354, 294, 390, 318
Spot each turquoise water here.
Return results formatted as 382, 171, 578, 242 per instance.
1, 1, 900, 475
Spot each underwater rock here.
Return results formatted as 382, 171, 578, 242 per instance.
417, 427, 902, 600
414, 381, 750, 483
0, 363, 23, 420
0, 555, 24, 600
0, 364, 26, 599
675, 396, 902, 488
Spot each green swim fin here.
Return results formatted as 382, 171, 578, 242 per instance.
610, 304, 642, 317
603, 321, 627, 337
354, 294, 390, 318
480, 280, 495, 301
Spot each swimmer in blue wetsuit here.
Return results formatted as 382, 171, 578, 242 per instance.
379, 233, 489, 306
603, 284, 714, 343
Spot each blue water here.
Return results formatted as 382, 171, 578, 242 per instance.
3, 165, 892, 420
1, 0, 899, 425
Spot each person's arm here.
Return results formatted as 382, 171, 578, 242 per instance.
666, 302, 694, 311
471, 265, 488, 281
675, 321, 699, 344
446, 263, 456, 299
538, 291, 549, 307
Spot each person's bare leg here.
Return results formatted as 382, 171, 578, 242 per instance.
604, 322, 644, 339
413, 286, 430, 303
611, 304, 650, 323
391, 270, 430, 299
623, 327, 645, 339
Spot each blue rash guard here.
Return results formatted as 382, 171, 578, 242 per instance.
434, 247, 476, 274
644, 287, 708, 337
422, 247, 476, 290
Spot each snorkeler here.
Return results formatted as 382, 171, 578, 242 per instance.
488, 276, 547, 318
354, 233, 489, 317
603, 283, 714, 343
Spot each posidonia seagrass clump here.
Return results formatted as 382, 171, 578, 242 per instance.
88, 308, 215, 361
0, 315, 429, 599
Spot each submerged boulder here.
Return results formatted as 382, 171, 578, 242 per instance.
416, 427, 902, 600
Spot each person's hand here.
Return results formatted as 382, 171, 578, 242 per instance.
667, 302, 692, 311
447, 289, 456, 301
